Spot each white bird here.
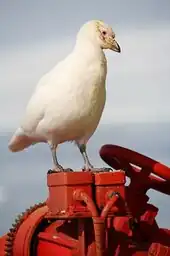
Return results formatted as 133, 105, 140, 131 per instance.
8, 20, 121, 172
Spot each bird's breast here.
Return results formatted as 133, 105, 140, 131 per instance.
74, 60, 107, 114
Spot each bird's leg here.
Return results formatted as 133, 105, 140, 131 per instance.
49, 144, 64, 172
77, 143, 94, 171
77, 143, 112, 173
48, 142, 73, 173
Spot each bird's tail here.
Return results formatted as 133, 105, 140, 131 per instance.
8, 127, 34, 152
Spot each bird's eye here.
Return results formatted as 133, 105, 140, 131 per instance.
102, 31, 106, 36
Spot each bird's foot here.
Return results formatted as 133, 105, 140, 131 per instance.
47, 167, 73, 174
64, 168, 74, 172
47, 169, 58, 174
82, 167, 112, 173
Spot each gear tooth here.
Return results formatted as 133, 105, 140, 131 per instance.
14, 223, 20, 230
4, 252, 11, 256
5, 241, 12, 246
4, 246, 12, 252
5, 201, 45, 256
6, 236, 14, 242
26, 208, 32, 213
27, 207, 33, 213
17, 214, 23, 219
14, 218, 18, 223
7, 232, 14, 237
9, 228, 16, 233
12, 223, 17, 228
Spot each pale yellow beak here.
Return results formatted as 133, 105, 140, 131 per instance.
110, 39, 121, 53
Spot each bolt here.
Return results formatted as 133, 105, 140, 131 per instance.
108, 191, 120, 199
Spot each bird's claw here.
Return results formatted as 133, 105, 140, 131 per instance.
82, 167, 112, 172
47, 169, 58, 174
47, 168, 74, 174
100, 167, 113, 172
64, 168, 74, 172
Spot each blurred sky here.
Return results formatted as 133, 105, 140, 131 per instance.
0, 0, 170, 235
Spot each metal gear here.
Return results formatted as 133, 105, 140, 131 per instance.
4, 202, 46, 256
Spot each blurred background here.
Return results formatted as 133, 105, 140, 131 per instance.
0, 0, 170, 235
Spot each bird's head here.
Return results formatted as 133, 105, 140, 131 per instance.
77, 20, 121, 53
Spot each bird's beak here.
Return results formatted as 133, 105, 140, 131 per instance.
110, 39, 121, 53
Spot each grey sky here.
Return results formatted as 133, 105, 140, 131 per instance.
1, 0, 170, 46
0, 0, 170, 234
1, 0, 170, 130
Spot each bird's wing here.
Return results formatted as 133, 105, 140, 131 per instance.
20, 54, 76, 134
13, 49, 102, 136
20, 73, 57, 134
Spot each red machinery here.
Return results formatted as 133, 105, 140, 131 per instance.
1, 144, 170, 256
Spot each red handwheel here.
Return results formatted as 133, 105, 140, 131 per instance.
99, 144, 170, 195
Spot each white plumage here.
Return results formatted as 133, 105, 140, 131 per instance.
9, 20, 121, 171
